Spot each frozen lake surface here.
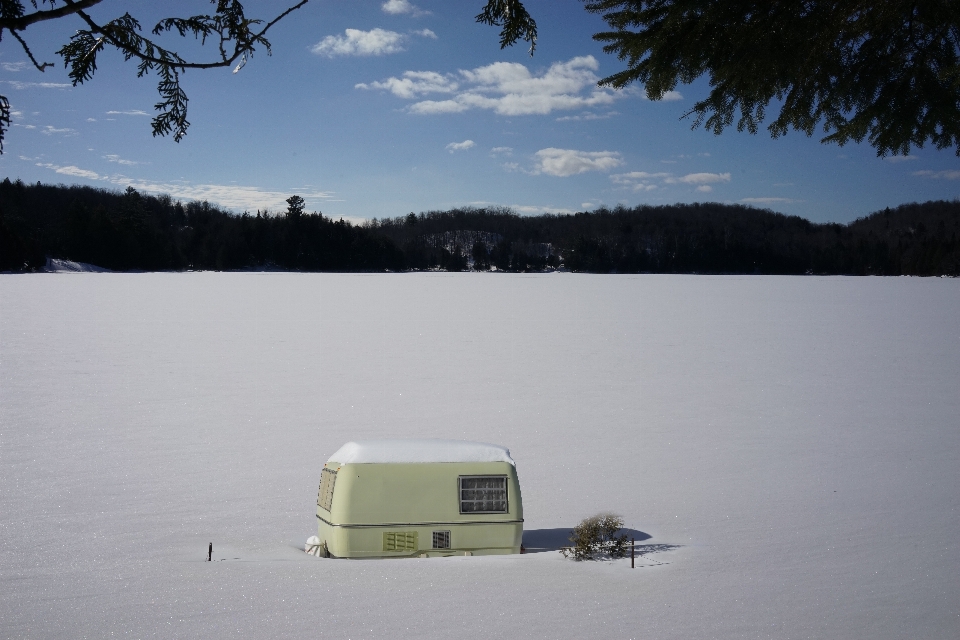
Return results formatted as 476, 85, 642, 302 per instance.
2, 273, 958, 639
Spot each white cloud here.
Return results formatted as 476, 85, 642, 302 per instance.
363, 56, 623, 116
457, 200, 576, 215
610, 171, 672, 191
382, 0, 429, 16
581, 202, 593, 208
502, 162, 520, 172
33, 162, 336, 211
118, 181, 335, 212
13, 123, 36, 129
490, 146, 513, 156
640, 89, 683, 101
407, 99, 467, 114
913, 169, 960, 180
356, 71, 457, 99
413, 29, 437, 39
104, 154, 141, 166
382, 0, 411, 13
106, 110, 149, 116
556, 110, 618, 122
665, 172, 731, 185
456, 57, 616, 115
311, 29, 405, 57
884, 155, 918, 163
1, 62, 28, 72
740, 197, 798, 205
4, 80, 70, 89
36, 162, 100, 180
610, 171, 729, 192
446, 140, 475, 153
533, 148, 622, 177
611, 171, 672, 182
86, 118, 96, 122
41, 125, 77, 136
512, 204, 576, 215
667, 152, 711, 162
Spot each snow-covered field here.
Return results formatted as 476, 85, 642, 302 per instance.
2, 273, 958, 639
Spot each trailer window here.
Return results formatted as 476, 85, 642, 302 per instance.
317, 468, 337, 511
459, 476, 508, 513
432, 531, 451, 549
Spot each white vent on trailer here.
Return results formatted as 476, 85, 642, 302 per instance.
432, 530, 451, 549
318, 468, 337, 511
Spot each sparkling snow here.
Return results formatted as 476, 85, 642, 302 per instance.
327, 439, 515, 465
1, 273, 958, 639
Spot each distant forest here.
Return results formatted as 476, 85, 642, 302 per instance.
2, 178, 958, 276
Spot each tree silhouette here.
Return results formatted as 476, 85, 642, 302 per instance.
581, 0, 960, 157
5, 2, 953, 156
0, 1, 310, 151
285, 195, 305, 220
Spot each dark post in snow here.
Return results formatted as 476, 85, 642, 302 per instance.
631, 538, 634, 569
208, 542, 212, 562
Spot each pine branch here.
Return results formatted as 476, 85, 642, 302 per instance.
55, 1, 309, 145
476, 0, 537, 55
0, 95, 11, 154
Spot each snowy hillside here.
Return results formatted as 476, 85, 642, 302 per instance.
43, 257, 112, 273
1, 273, 958, 639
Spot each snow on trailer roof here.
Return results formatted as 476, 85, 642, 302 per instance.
327, 439, 515, 466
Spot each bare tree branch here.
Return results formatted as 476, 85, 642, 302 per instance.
9, 28, 53, 71
0, 0, 103, 31
260, 1, 310, 36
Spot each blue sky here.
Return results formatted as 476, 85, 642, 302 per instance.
2, 0, 959, 224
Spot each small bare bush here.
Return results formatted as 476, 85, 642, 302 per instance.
563, 513, 629, 560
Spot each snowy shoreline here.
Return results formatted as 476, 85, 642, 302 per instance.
2, 274, 958, 639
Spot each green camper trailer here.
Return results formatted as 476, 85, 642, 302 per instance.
314, 439, 523, 558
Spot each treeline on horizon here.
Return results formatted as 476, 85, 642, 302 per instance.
1, 178, 958, 276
